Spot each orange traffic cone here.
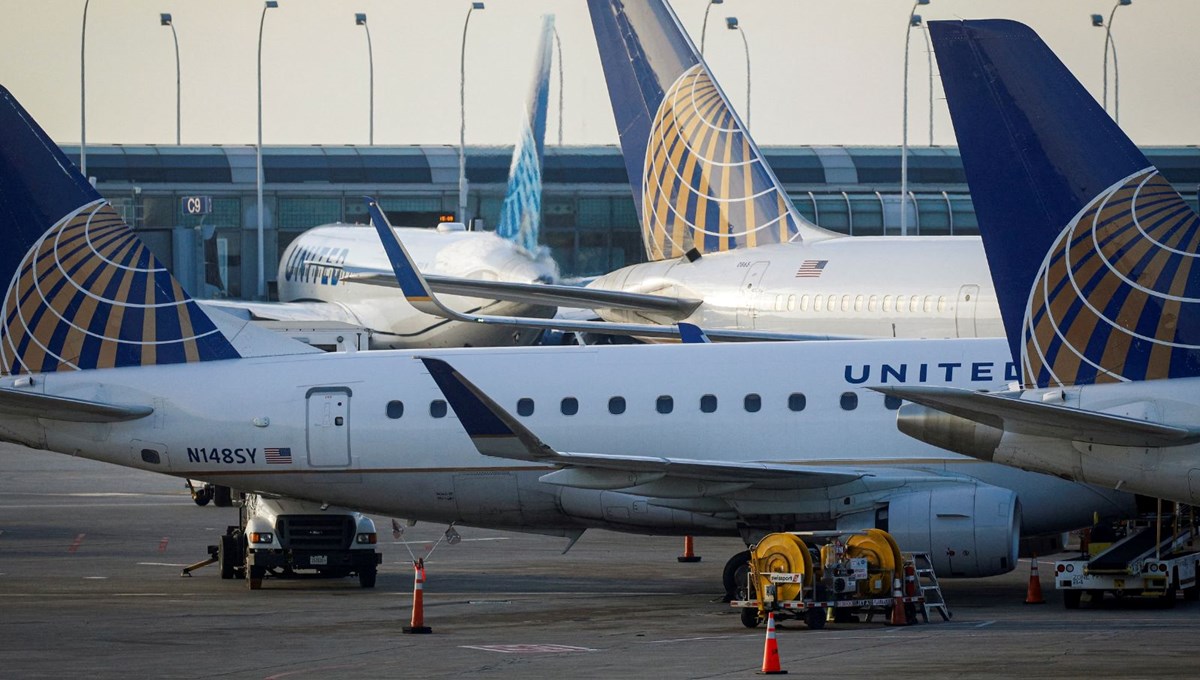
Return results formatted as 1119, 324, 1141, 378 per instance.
1025, 556, 1045, 605
758, 611, 787, 675
677, 535, 702, 563
402, 558, 433, 633
889, 577, 908, 626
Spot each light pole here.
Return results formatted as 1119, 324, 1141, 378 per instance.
459, 1, 485, 225
161, 13, 181, 145
356, 13, 373, 145
699, 0, 723, 56
726, 17, 750, 130
900, 0, 929, 238
553, 23, 564, 146
1096, 0, 1132, 123
80, 0, 91, 176
920, 19, 933, 146
256, 0, 278, 300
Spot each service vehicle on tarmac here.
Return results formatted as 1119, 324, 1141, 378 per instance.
211, 493, 382, 590
1055, 513, 1200, 608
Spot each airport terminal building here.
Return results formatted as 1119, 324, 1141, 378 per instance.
65, 144, 1200, 299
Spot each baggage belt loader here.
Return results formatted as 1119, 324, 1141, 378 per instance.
1055, 510, 1200, 609
730, 528, 940, 629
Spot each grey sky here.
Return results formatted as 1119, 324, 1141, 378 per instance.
1, 0, 1195, 148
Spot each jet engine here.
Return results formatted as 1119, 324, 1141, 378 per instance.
841, 484, 1020, 578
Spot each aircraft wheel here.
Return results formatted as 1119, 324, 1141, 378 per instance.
722, 550, 752, 602
213, 485, 233, 508
192, 487, 212, 507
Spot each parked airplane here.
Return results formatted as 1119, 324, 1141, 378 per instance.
876, 20, 1200, 505
568, 0, 1006, 340
203, 16, 566, 349
0, 82, 1133, 596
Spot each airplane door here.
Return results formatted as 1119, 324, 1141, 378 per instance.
307, 388, 351, 467
955, 284, 980, 338
737, 261, 770, 328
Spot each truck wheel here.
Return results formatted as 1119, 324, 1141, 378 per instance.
247, 564, 265, 590
739, 607, 759, 629
1184, 585, 1199, 602
358, 567, 377, 589
804, 607, 827, 630
1063, 590, 1081, 609
1160, 587, 1177, 609
218, 535, 237, 580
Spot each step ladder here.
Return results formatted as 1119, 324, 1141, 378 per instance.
911, 552, 951, 622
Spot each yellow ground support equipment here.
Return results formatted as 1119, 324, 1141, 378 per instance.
733, 529, 934, 630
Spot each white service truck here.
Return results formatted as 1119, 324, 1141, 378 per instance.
1054, 518, 1200, 608
215, 493, 382, 590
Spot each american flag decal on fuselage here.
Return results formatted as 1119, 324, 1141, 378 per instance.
795, 260, 828, 278
264, 447, 292, 465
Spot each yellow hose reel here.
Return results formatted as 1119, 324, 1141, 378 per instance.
751, 532, 814, 602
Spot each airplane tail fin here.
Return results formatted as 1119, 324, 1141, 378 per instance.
932, 20, 1200, 388
0, 85, 241, 375
495, 14, 554, 255
586, 0, 834, 261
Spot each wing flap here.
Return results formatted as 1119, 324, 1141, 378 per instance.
874, 385, 1200, 447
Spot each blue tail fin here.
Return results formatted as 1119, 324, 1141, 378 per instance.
0, 86, 239, 375
495, 15, 554, 255
932, 20, 1200, 388
586, 0, 833, 261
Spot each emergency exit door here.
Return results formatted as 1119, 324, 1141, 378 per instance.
307, 388, 351, 467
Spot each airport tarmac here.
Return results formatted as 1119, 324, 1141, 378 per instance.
1, 443, 1196, 679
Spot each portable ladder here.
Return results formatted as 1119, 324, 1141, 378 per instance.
911, 552, 951, 622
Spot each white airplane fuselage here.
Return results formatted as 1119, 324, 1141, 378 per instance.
276, 225, 559, 348
589, 236, 1003, 339
5, 339, 1131, 559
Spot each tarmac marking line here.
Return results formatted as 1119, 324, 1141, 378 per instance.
460, 644, 597, 654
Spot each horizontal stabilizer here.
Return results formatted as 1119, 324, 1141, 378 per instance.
421, 356, 865, 490
0, 387, 152, 423
873, 385, 1200, 448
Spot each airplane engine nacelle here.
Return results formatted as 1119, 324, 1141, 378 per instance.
856, 485, 1020, 578
557, 487, 737, 534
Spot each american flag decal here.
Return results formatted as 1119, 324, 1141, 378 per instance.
795, 260, 828, 278
265, 447, 292, 465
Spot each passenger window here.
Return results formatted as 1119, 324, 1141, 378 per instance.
937, 296, 947, 313
656, 395, 674, 414
561, 397, 579, 416
813, 294, 823, 312
800, 295, 809, 312
853, 295, 864, 312
788, 393, 807, 412
882, 295, 892, 312
608, 396, 626, 415
884, 395, 902, 410
840, 392, 858, 411
744, 393, 762, 413
430, 400, 448, 418
910, 296, 920, 313
787, 294, 796, 312
828, 295, 837, 312
895, 295, 905, 312
923, 295, 934, 313
517, 398, 535, 417
700, 394, 718, 413
840, 295, 850, 312
386, 400, 404, 419
868, 295, 878, 312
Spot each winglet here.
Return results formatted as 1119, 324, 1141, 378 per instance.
678, 323, 711, 344
364, 197, 455, 317
418, 357, 557, 462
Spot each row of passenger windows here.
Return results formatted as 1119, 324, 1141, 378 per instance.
767, 293, 951, 314
384, 393, 903, 419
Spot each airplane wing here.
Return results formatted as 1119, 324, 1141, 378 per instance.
365, 199, 857, 343
345, 271, 702, 319
0, 388, 152, 423
873, 385, 1200, 448
419, 356, 865, 491
200, 299, 362, 325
